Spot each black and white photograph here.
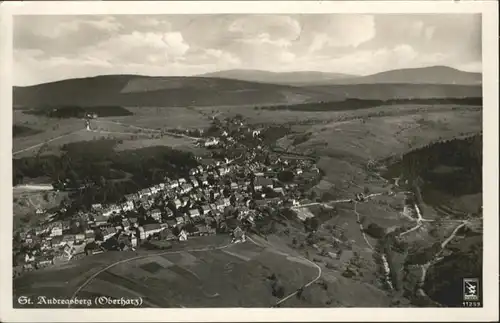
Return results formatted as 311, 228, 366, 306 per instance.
1, 1, 498, 322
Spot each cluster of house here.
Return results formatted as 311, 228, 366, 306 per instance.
14, 117, 322, 275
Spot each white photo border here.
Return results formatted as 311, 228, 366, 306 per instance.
1, 1, 498, 322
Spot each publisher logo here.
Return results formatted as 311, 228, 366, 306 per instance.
463, 278, 480, 302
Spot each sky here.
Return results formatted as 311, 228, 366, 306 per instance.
14, 14, 481, 86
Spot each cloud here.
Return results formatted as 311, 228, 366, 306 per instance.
83, 31, 190, 66
13, 14, 481, 85
204, 49, 241, 65
456, 61, 482, 73
229, 15, 301, 41
301, 15, 376, 53
269, 44, 449, 75
32, 16, 122, 39
408, 20, 436, 41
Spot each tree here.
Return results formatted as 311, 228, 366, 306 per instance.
277, 170, 294, 182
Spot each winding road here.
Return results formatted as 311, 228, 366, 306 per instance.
415, 220, 470, 298
353, 202, 375, 250
245, 235, 322, 307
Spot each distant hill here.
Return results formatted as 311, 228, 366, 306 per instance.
203, 66, 481, 86
321, 66, 482, 86
200, 69, 357, 86
13, 74, 332, 109
13, 71, 482, 110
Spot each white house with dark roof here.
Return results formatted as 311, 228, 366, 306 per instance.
219, 166, 231, 176
189, 176, 199, 188
189, 208, 200, 219
147, 186, 158, 195
125, 193, 137, 201
121, 201, 134, 212
181, 183, 193, 194
150, 209, 162, 221
129, 217, 138, 227
178, 229, 188, 241
85, 230, 95, 242
75, 233, 85, 243
143, 223, 164, 238
102, 227, 117, 241
164, 207, 174, 218
102, 204, 121, 217
204, 138, 219, 147
254, 177, 273, 191
50, 222, 63, 237
199, 174, 209, 186
94, 216, 108, 227
139, 188, 152, 198
273, 187, 285, 195
201, 205, 211, 215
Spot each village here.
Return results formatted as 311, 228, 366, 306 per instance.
13, 116, 322, 277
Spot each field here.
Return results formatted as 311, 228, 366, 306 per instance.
12, 108, 203, 158
14, 236, 321, 308
81, 240, 320, 307
111, 107, 212, 130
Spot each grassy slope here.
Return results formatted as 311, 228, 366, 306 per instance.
13, 75, 331, 108
14, 74, 481, 109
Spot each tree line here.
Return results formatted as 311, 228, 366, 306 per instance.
256, 97, 483, 112
23, 105, 133, 118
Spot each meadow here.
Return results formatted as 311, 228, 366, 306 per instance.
78, 240, 319, 307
